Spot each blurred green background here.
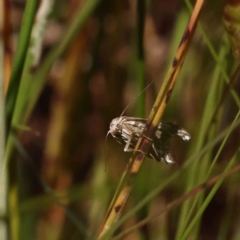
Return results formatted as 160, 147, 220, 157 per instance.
1, 0, 240, 239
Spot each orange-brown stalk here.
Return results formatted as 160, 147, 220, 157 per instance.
97, 0, 204, 239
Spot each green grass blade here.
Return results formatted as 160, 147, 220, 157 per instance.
180, 111, 240, 239
22, 0, 101, 124
98, 117, 240, 239
176, 36, 229, 239
5, 0, 39, 132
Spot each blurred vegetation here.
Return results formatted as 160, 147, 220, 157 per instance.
1, 0, 240, 240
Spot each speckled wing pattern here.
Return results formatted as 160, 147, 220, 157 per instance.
109, 116, 190, 164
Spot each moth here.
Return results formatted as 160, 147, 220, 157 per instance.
109, 116, 191, 164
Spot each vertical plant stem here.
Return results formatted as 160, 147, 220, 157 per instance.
5, 0, 39, 133
6, 1, 55, 239
22, 0, 101, 124
2, 0, 13, 95
11, 0, 55, 130
4, 1, 100, 239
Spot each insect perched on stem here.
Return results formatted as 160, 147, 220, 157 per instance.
108, 116, 190, 164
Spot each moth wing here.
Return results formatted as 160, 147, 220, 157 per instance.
158, 122, 191, 140
147, 122, 190, 163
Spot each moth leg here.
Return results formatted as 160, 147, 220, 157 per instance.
124, 137, 134, 152
149, 153, 158, 162
123, 137, 147, 156
123, 132, 140, 152
151, 143, 160, 161
133, 149, 147, 155
123, 138, 146, 153
124, 142, 145, 155
141, 134, 153, 142
124, 138, 147, 158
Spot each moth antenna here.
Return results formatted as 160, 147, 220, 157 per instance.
119, 79, 154, 118
105, 80, 154, 169
104, 131, 111, 172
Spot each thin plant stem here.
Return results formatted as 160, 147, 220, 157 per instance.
180, 111, 240, 239
5, 0, 39, 132
98, 117, 240, 239
113, 160, 240, 240
97, 1, 204, 239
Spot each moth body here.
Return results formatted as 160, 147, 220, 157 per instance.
109, 116, 190, 164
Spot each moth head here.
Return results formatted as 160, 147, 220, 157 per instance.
109, 117, 123, 135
